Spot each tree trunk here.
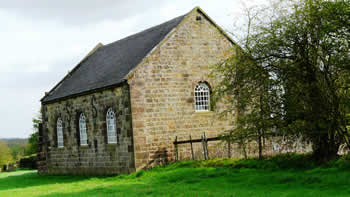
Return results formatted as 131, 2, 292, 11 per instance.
258, 131, 263, 160
312, 135, 339, 162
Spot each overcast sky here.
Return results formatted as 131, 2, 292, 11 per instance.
0, 0, 266, 138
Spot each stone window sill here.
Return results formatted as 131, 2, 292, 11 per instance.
107, 143, 118, 147
194, 111, 214, 115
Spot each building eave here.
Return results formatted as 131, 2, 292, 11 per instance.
41, 80, 128, 105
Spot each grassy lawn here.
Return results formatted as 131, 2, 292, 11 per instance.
1, 159, 350, 196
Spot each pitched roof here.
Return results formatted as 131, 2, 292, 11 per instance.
42, 14, 186, 103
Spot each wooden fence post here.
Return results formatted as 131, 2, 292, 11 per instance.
204, 133, 209, 159
227, 133, 231, 158
201, 136, 206, 160
228, 140, 231, 158
175, 136, 178, 161
190, 135, 194, 160
173, 134, 232, 161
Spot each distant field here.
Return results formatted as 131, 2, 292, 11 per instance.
1, 159, 350, 196
0, 138, 28, 147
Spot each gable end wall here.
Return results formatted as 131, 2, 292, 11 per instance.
128, 9, 235, 170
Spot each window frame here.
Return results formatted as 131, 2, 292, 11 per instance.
194, 82, 210, 112
106, 108, 117, 144
79, 113, 88, 146
57, 118, 64, 148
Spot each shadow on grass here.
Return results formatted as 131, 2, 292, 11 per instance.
2, 166, 350, 197
33, 167, 350, 197
39, 184, 155, 197
0, 170, 103, 191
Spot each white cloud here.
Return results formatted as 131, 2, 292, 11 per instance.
0, 0, 268, 138
1, 0, 167, 25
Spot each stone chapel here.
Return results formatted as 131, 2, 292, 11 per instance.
39, 7, 236, 175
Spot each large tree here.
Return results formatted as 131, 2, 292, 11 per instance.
213, 0, 350, 161
0, 140, 13, 168
26, 112, 42, 156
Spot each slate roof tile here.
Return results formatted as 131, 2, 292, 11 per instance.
42, 14, 185, 103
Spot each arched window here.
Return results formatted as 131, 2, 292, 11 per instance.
194, 82, 210, 111
79, 113, 88, 146
57, 118, 64, 148
106, 108, 117, 144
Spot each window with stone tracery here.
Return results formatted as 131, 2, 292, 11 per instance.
79, 113, 88, 146
194, 82, 210, 111
106, 108, 117, 144
57, 118, 64, 148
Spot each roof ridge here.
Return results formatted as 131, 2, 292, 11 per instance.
104, 14, 186, 48
42, 12, 188, 104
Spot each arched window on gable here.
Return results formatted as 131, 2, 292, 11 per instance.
57, 118, 64, 148
106, 108, 117, 144
194, 82, 210, 111
79, 113, 88, 146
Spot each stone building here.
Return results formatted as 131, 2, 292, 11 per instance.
39, 7, 236, 175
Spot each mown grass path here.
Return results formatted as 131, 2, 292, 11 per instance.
1, 162, 350, 196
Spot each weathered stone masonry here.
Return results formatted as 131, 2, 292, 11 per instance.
128, 9, 234, 170
40, 84, 135, 175
39, 7, 240, 175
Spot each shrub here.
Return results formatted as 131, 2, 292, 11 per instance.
327, 153, 350, 169
268, 153, 315, 169
135, 170, 145, 177
19, 155, 37, 169
170, 153, 320, 170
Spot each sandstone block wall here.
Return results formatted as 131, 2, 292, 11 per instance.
39, 84, 135, 175
128, 9, 235, 170
175, 136, 313, 161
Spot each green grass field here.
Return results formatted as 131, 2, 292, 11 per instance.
1, 158, 350, 197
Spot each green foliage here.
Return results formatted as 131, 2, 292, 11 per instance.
10, 144, 28, 160
166, 153, 317, 170
2, 156, 350, 196
1, 138, 29, 160
327, 154, 350, 169
211, 48, 280, 159
0, 141, 13, 168
25, 132, 38, 156
128, 170, 146, 178
26, 112, 42, 156
18, 155, 37, 169
212, 0, 350, 161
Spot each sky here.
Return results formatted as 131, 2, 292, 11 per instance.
0, 0, 267, 138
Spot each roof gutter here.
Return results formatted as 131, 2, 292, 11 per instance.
41, 80, 128, 105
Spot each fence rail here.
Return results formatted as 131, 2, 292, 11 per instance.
173, 133, 316, 161
174, 133, 230, 161
173, 136, 221, 145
